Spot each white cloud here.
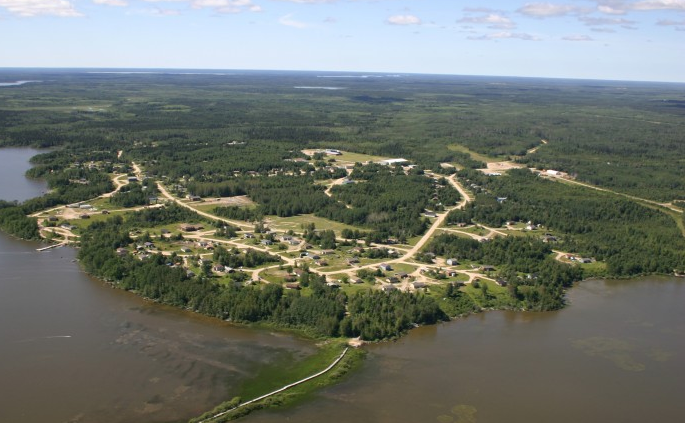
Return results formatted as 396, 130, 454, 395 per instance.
468, 31, 541, 41
458, 13, 516, 29
386, 14, 421, 25
93, 0, 127, 6
562, 34, 594, 40
279, 13, 307, 28
517, 2, 582, 17
190, 0, 261, 13
580, 16, 636, 26
632, 0, 685, 10
0, 0, 83, 16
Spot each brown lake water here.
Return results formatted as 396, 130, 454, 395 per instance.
248, 278, 685, 423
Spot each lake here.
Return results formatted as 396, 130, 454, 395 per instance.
247, 277, 685, 423
0, 148, 50, 202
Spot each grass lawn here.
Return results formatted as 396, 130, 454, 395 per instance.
448, 144, 507, 164
267, 214, 367, 235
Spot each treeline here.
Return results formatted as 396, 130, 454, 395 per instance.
449, 169, 685, 276
342, 290, 446, 340
77, 216, 445, 340
0, 203, 40, 240
109, 182, 158, 208
424, 234, 583, 310
212, 245, 281, 269
315, 164, 460, 240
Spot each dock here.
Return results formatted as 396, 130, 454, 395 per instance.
36, 242, 67, 252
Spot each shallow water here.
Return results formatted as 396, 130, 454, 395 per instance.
247, 278, 685, 423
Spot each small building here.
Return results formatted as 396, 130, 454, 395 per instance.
116, 248, 129, 256
260, 239, 273, 246
293, 268, 305, 277
496, 278, 508, 287
412, 282, 428, 290
285, 283, 301, 290
379, 263, 393, 272
446, 258, 459, 266
423, 210, 438, 218
187, 195, 202, 202
387, 276, 400, 284
381, 285, 397, 292
47, 216, 58, 222
347, 257, 360, 265
79, 204, 93, 209
244, 233, 255, 239
396, 272, 409, 279
213, 264, 225, 272
80, 214, 90, 219
127, 176, 139, 182
481, 265, 496, 272
542, 235, 558, 243
352, 278, 364, 284
315, 260, 328, 266
324, 149, 342, 156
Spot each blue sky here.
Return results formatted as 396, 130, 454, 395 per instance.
1, 0, 684, 82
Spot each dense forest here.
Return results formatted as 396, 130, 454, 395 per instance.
1, 71, 683, 201
447, 169, 685, 276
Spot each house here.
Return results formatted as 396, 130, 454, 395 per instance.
244, 233, 255, 239
446, 258, 459, 266
213, 264, 225, 272
326, 281, 341, 288
379, 263, 393, 272
321, 249, 335, 255
79, 204, 93, 209
423, 210, 438, 218
315, 260, 328, 266
143, 241, 155, 249
481, 265, 496, 272
127, 176, 139, 182
447, 270, 458, 277
285, 283, 301, 290
47, 216, 58, 222
387, 276, 400, 284
260, 239, 273, 246
187, 195, 202, 202
396, 272, 409, 279
412, 282, 428, 289
324, 149, 342, 156
293, 268, 305, 277
347, 257, 360, 265
116, 248, 129, 256
381, 285, 397, 292
80, 214, 90, 219
580, 257, 593, 264
496, 278, 508, 287
542, 235, 558, 243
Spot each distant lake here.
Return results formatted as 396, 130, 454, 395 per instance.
247, 277, 685, 423
0, 80, 41, 87
0, 148, 48, 202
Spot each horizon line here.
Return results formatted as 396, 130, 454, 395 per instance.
0, 66, 684, 85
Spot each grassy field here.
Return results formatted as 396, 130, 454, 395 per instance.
448, 144, 507, 164
267, 214, 367, 235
